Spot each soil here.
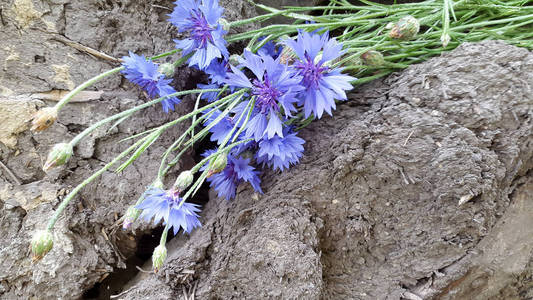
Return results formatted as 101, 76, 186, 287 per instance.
0, 0, 532, 300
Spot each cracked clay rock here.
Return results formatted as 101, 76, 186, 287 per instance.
122, 41, 533, 299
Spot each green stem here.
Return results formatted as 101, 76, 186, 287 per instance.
54, 67, 123, 111
230, 98, 255, 144
157, 105, 215, 180
69, 88, 221, 147
181, 92, 245, 148
442, 0, 452, 45
47, 135, 148, 231
160, 222, 170, 245
173, 52, 194, 67
54, 49, 180, 112
178, 138, 253, 207
453, 13, 533, 30
220, 97, 255, 148
115, 90, 244, 173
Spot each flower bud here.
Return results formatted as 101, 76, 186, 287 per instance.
31, 106, 58, 132
43, 143, 73, 171
219, 18, 230, 32
152, 245, 167, 272
441, 33, 451, 47
389, 15, 420, 40
174, 170, 193, 192
158, 63, 175, 77
122, 206, 141, 230
31, 230, 53, 261
361, 50, 385, 67
208, 153, 227, 177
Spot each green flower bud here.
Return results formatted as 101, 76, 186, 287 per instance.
158, 63, 175, 77
361, 50, 385, 67
389, 15, 420, 40
31, 106, 58, 132
208, 153, 227, 177
43, 143, 73, 171
219, 18, 230, 31
174, 170, 194, 192
122, 206, 141, 230
31, 230, 53, 261
152, 245, 167, 272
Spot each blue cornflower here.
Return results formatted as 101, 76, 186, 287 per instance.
121, 52, 181, 113
136, 187, 201, 234
169, 0, 229, 70
202, 150, 262, 200
225, 50, 304, 141
284, 31, 355, 119
256, 128, 305, 171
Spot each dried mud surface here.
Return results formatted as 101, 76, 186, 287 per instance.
123, 41, 533, 300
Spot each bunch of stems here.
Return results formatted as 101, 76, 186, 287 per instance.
36, 0, 533, 259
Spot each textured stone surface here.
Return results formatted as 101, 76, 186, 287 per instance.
0, 0, 256, 96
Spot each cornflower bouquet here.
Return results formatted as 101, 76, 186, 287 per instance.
29, 0, 533, 271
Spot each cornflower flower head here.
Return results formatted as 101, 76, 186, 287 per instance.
202, 150, 263, 200
121, 52, 181, 113
225, 50, 304, 141
284, 30, 355, 119
256, 127, 305, 171
169, 0, 229, 70
136, 187, 201, 234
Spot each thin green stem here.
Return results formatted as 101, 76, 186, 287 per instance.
182, 92, 245, 148
69, 88, 221, 147
157, 104, 215, 179
230, 98, 255, 144
116, 90, 244, 173
220, 97, 254, 148
54, 67, 123, 111
160, 222, 170, 245
47, 135, 149, 230
54, 49, 180, 112
178, 138, 253, 208
442, 0, 452, 46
